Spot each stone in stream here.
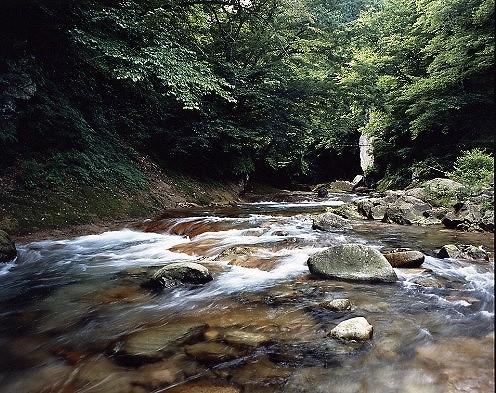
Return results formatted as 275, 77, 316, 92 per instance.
0, 229, 17, 263
222, 329, 272, 347
184, 342, 246, 363
437, 244, 489, 261
141, 262, 212, 290
307, 244, 398, 283
134, 354, 198, 390
329, 317, 373, 341
312, 212, 353, 231
320, 298, 353, 311
120, 323, 208, 362
382, 249, 425, 268
164, 380, 241, 393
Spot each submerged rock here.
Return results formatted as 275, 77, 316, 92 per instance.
141, 262, 212, 290
121, 323, 208, 361
329, 317, 373, 341
307, 244, 398, 283
164, 379, 241, 393
0, 230, 17, 263
312, 212, 353, 231
223, 329, 272, 347
320, 298, 353, 311
382, 249, 425, 268
184, 342, 245, 363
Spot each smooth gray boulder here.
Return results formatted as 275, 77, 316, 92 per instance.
307, 244, 398, 283
312, 212, 353, 231
141, 262, 212, 290
0, 230, 17, 263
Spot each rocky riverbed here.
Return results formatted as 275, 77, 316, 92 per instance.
0, 190, 493, 393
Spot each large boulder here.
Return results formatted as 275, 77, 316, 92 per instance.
312, 212, 353, 231
329, 317, 373, 341
383, 195, 435, 225
382, 249, 425, 268
421, 178, 466, 206
307, 244, 398, 283
0, 230, 17, 263
141, 262, 212, 290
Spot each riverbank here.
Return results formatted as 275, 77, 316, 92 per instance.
1, 158, 245, 242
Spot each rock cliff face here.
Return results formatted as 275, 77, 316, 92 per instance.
359, 134, 374, 173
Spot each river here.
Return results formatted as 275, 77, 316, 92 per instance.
0, 191, 494, 393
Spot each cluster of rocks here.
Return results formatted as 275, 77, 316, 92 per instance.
319, 178, 494, 232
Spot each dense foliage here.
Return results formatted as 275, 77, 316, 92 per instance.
0, 0, 493, 191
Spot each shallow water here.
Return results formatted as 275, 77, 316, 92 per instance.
0, 192, 493, 393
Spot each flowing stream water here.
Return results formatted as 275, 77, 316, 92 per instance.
0, 191, 494, 393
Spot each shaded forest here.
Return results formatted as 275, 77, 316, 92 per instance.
0, 0, 494, 192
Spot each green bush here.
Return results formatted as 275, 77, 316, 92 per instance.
448, 149, 494, 189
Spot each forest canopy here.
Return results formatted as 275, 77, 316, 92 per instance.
0, 0, 494, 190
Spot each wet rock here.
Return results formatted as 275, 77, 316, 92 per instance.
312, 212, 353, 231
437, 244, 489, 261
307, 244, 398, 283
134, 355, 192, 389
282, 367, 362, 393
121, 323, 208, 361
184, 342, 245, 363
215, 246, 281, 271
413, 278, 445, 288
316, 186, 328, 198
227, 255, 280, 271
1, 360, 75, 393
327, 203, 364, 220
76, 356, 144, 393
329, 317, 373, 341
231, 356, 291, 386
164, 380, 241, 393
320, 298, 353, 311
415, 335, 494, 393
223, 329, 272, 347
382, 249, 425, 268
141, 262, 212, 290
0, 229, 17, 262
